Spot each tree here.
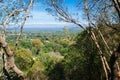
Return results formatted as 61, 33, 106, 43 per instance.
63, 26, 70, 40
112, 0, 120, 19
27, 60, 47, 80
55, 30, 104, 80
31, 39, 44, 47
0, 0, 33, 79
31, 38, 44, 55
43, 0, 120, 80
15, 48, 34, 71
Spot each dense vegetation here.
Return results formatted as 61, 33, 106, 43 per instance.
0, 25, 119, 80
0, 27, 78, 80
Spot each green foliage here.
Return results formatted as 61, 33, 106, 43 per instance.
37, 52, 63, 76
46, 30, 103, 80
15, 48, 34, 71
41, 42, 63, 53
62, 31, 103, 80
63, 26, 70, 39
7, 27, 120, 80
3, 29, 81, 80
56, 39, 70, 47
31, 47, 38, 55
59, 47, 68, 55
19, 40, 32, 49
27, 60, 47, 80
31, 38, 44, 47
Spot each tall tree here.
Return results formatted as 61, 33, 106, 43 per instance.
0, 0, 33, 80
63, 26, 70, 39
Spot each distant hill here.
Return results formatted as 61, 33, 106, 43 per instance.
5, 23, 82, 32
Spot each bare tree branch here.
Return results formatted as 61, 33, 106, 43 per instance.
1, 9, 24, 39
112, 0, 120, 18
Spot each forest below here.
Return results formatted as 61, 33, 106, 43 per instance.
0, 24, 119, 80
0, 27, 82, 80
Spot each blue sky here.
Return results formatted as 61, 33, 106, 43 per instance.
27, 1, 64, 24
24, 0, 86, 28
26, 0, 79, 24
1, 0, 86, 28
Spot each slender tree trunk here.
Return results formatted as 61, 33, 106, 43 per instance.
0, 36, 27, 79
0, 0, 33, 79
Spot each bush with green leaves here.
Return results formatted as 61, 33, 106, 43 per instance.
62, 31, 103, 80
15, 48, 34, 71
19, 40, 32, 49
46, 31, 103, 80
27, 60, 47, 80
41, 42, 63, 53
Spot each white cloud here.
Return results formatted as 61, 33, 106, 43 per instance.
26, 11, 58, 24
